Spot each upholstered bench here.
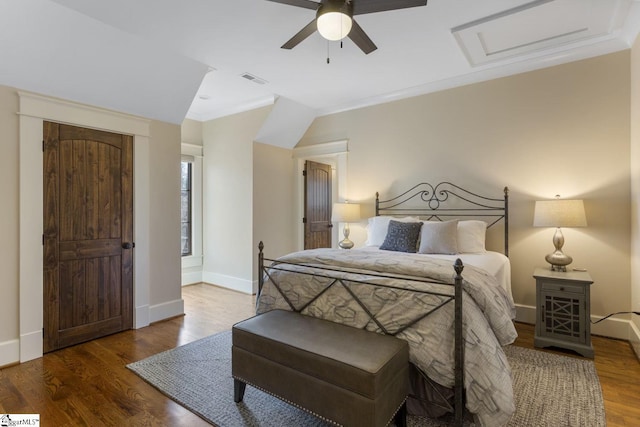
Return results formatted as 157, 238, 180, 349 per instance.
232, 309, 409, 427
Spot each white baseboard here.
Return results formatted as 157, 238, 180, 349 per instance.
202, 271, 254, 294
2, 301, 183, 367
20, 330, 43, 363
630, 321, 640, 361
182, 270, 202, 286
590, 314, 632, 340
4, 303, 638, 366
135, 304, 150, 329
515, 304, 632, 341
0, 339, 20, 367
149, 298, 185, 324
515, 304, 537, 325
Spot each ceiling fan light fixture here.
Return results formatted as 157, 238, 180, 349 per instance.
317, 1, 353, 41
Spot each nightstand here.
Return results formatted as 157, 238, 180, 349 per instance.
533, 268, 594, 358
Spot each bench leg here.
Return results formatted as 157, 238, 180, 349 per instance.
234, 379, 246, 403
393, 401, 407, 427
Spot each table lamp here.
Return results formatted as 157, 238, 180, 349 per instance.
533, 196, 587, 272
331, 202, 361, 249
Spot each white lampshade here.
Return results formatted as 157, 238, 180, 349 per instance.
533, 199, 587, 228
331, 202, 361, 223
317, 11, 352, 41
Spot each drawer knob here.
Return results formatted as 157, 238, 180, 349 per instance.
559, 287, 565, 291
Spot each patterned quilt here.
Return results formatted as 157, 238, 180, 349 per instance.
256, 248, 517, 426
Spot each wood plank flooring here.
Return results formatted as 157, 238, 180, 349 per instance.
1, 283, 639, 426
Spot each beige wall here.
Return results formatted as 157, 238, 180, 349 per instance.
202, 106, 272, 293
0, 86, 19, 346
253, 141, 296, 280
631, 36, 640, 354
299, 52, 631, 336
149, 121, 182, 306
181, 118, 203, 146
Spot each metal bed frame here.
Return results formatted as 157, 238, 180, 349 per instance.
376, 182, 509, 256
257, 182, 509, 427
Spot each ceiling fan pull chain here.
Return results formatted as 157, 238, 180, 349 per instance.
327, 40, 330, 64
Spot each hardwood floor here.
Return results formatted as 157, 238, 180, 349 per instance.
1, 283, 638, 426
0, 284, 255, 427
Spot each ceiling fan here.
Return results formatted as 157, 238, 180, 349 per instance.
266, 0, 428, 55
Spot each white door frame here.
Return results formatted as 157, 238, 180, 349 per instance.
18, 92, 151, 362
293, 140, 349, 251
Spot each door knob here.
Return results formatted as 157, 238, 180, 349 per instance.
122, 242, 133, 249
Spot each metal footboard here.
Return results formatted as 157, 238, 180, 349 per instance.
257, 242, 466, 427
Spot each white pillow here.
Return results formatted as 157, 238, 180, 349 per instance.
457, 220, 487, 253
365, 216, 420, 246
418, 220, 459, 254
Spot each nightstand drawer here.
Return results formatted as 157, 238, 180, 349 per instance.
541, 282, 585, 295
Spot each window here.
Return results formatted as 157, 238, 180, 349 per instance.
180, 144, 203, 284
181, 161, 192, 256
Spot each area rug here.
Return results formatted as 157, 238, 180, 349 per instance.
127, 331, 605, 426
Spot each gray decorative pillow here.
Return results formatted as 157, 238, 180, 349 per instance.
418, 220, 459, 254
380, 220, 423, 253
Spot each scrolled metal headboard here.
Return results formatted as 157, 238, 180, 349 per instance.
375, 182, 509, 256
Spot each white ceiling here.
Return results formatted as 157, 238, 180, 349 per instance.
1, 0, 639, 125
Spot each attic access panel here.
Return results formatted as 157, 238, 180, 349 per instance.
452, 0, 632, 66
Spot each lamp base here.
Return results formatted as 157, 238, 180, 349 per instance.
338, 238, 354, 249
545, 250, 573, 272
338, 223, 354, 249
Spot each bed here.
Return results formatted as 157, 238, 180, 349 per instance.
256, 182, 517, 426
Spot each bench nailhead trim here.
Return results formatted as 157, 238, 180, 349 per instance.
233, 375, 407, 427
234, 375, 341, 426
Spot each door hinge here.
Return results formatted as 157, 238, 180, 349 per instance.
303, 217, 307, 224
302, 170, 307, 176
42, 140, 45, 152
42, 234, 45, 245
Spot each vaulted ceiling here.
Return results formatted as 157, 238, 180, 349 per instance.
1, 0, 638, 125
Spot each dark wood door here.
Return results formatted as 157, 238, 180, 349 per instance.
304, 160, 332, 249
43, 122, 134, 353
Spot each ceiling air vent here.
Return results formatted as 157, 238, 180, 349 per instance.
240, 72, 267, 85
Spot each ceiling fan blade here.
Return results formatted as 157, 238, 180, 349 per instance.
348, 20, 377, 54
265, 0, 320, 10
281, 19, 318, 49
352, 0, 427, 15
